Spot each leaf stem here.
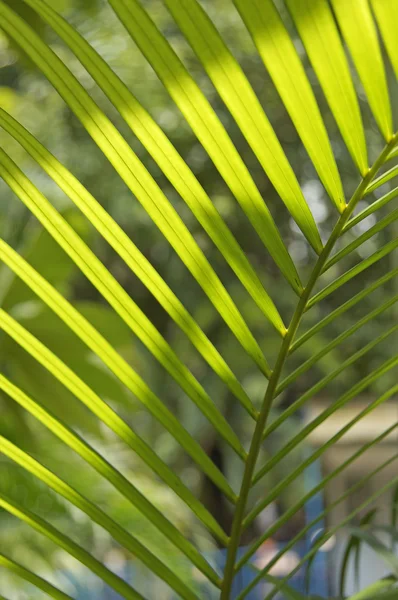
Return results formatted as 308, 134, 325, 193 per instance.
220, 133, 398, 599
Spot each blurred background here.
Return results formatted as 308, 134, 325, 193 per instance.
0, 0, 397, 597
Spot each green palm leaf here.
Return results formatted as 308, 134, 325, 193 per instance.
246, 420, 398, 551
255, 374, 398, 491
239, 454, 398, 599
0, 0, 397, 598
0, 150, 248, 464
0, 1, 271, 368
309, 239, 398, 306
371, 0, 398, 78
0, 374, 226, 570
343, 187, 398, 232
107, 0, 303, 293
0, 494, 145, 600
0, 554, 73, 599
0, 436, 200, 600
233, 0, 346, 210
365, 164, 398, 195
286, 0, 368, 174
2, 0, 285, 333
0, 110, 258, 417
0, 309, 236, 506
331, 0, 393, 141
160, 0, 323, 254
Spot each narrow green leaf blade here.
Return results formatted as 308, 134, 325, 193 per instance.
0, 436, 200, 600
290, 268, 398, 353
237, 456, 398, 599
16, 0, 285, 334
372, 0, 398, 79
366, 165, 398, 195
0, 109, 256, 419
280, 296, 397, 394
0, 0, 273, 364
0, 309, 237, 524
349, 528, 398, 576
0, 241, 255, 438
266, 325, 398, 442
0, 240, 256, 447
107, 0, 302, 293
246, 419, 397, 539
257, 366, 398, 488
341, 509, 378, 598
162, 0, 322, 254
233, 0, 346, 211
0, 494, 145, 600
387, 147, 398, 162
0, 373, 226, 579
257, 575, 310, 600
304, 531, 328, 594
248, 383, 398, 572
343, 187, 398, 233
324, 207, 398, 271
307, 238, 398, 309
0, 148, 247, 469
0, 553, 73, 600
287, 0, 368, 174
348, 577, 397, 600
331, 0, 393, 142
264, 477, 398, 600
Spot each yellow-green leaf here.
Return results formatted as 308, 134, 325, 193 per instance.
0, 148, 247, 465
0, 0, 272, 364
0, 308, 237, 510
0, 237, 249, 470
286, 0, 368, 175
0, 553, 72, 600
372, 0, 398, 79
365, 164, 398, 195
343, 186, 398, 233
0, 436, 201, 600
0, 108, 257, 418
279, 297, 398, 395
233, 0, 346, 212
0, 373, 226, 575
323, 207, 398, 271
307, 239, 398, 308
331, 0, 393, 142
163, 0, 322, 254
19, 0, 285, 334
290, 268, 398, 353
0, 494, 144, 600
108, 0, 302, 293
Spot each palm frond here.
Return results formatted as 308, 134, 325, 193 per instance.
157, 0, 323, 254
0, 374, 227, 560
0, 0, 397, 598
